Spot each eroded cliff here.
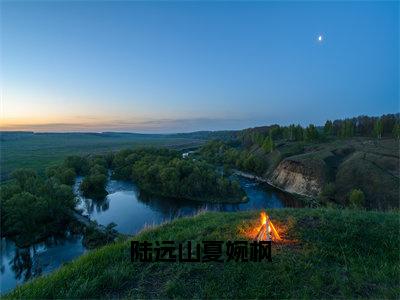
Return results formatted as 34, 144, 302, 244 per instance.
269, 158, 328, 197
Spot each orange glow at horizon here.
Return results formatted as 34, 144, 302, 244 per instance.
0, 114, 181, 132
0, 116, 111, 129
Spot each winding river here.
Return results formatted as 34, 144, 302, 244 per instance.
1, 174, 300, 294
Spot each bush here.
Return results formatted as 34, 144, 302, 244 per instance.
349, 189, 365, 208
63, 155, 89, 175
82, 222, 117, 249
318, 182, 336, 205
80, 174, 108, 199
46, 166, 76, 185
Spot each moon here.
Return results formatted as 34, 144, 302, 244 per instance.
318, 35, 323, 42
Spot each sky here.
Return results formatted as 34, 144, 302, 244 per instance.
1, 1, 398, 133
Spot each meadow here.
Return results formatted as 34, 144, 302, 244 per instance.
7, 209, 399, 298
0, 132, 204, 181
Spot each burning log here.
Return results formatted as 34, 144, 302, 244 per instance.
256, 223, 267, 241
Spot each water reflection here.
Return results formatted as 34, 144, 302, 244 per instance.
2, 174, 300, 294
80, 196, 110, 214
75, 175, 301, 235
1, 235, 85, 294
10, 247, 39, 282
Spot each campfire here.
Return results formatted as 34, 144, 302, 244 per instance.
255, 212, 281, 242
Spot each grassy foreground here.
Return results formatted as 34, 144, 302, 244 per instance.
7, 209, 400, 299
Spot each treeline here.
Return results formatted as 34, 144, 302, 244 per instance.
111, 148, 246, 203
200, 113, 400, 193
199, 137, 306, 176
239, 113, 400, 149
323, 113, 399, 138
0, 168, 76, 246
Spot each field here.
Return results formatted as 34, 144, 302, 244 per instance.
0, 132, 204, 181
7, 209, 399, 299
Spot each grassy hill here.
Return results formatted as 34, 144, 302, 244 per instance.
7, 209, 399, 299
245, 137, 399, 209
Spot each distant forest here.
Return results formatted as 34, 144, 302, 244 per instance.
238, 113, 399, 146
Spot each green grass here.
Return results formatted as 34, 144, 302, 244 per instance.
7, 209, 399, 299
0, 132, 203, 180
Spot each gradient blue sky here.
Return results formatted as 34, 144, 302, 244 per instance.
1, 1, 398, 133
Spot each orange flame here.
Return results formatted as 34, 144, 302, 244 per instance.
260, 211, 267, 225
269, 219, 281, 240
259, 211, 281, 241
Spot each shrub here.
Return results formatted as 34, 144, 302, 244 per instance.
80, 174, 108, 199
318, 182, 336, 205
349, 189, 365, 208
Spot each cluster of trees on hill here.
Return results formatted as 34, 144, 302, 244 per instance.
111, 148, 245, 202
199, 140, 268, 175
239, 124, 309, 148
0, 168, 77, 246
200, 113, 400, 209
323, 114, 399, 138
238, 113, 399, 150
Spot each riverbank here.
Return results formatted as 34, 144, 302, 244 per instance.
234, 169, 284, 190
200, 137, 400, 210
234, 170, 317, 207
2, 174, 296, 294
7, 209, 399, 299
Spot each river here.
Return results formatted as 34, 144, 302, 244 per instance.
1, 174, 300, 294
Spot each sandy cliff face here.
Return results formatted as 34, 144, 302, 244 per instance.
270, 159, 327, 197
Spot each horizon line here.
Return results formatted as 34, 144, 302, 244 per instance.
1, 111, 398, 135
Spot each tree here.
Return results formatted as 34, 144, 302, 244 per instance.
1, 168, 77, 246
349, 189, 365, 208
269, 126, 284, 140
251, 132, 264, 146
3, 192, 45, 244
393, 123, 400, 139
283, 125, 294, 141
46, 166, 76, 185
64, 155, 89, 175
294, 125, 304, 141
89, 164, 107, 176
80, 174, 108, 199
11, 169, 38, 191
115, 147, 246, 202
262, 135, 274, 153
381, 114, 398, 135
304, 124, 319, 141
373, 118, 383, 139
323, 120, 333, 136
339, 120, 354, 138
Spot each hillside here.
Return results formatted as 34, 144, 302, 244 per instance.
267, 138, 399, 209
7, 209, 399, 299
201, 136, 399, 210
